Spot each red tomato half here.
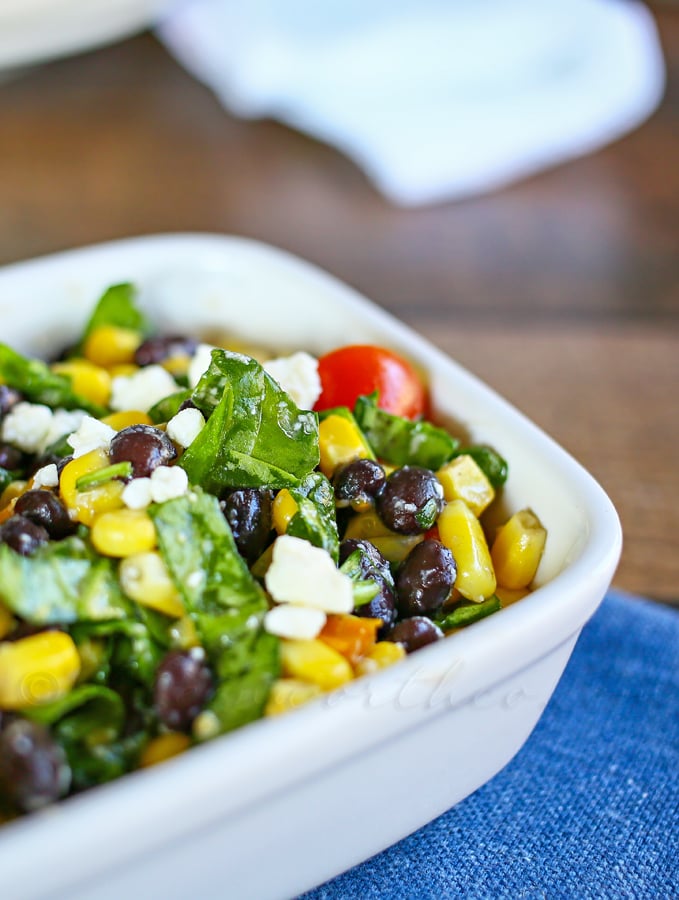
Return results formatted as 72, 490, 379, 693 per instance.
314, 345, 426, 419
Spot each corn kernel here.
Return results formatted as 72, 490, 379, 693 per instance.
438, 499, 496, 602
0, 480, 27, 510
272, 489, 299, 535
60, 449, 125, 525
101, 410, 153, 430
491, 508, 547, 590
280, 639, 354, 691
139, 732, 191, 767
108, 364, 139, 378
354, 640, 406, 676
0, 632, 80, 709
319, 414, 371, 478
0, 603, 14, 640
437, 455, 495, 518
169, 615, 201, 650
161, 355, 191, 378
264, 678, 323, 716
119, 552, 185, 617
91, 509, 157, 558
83, 325, 142, 368
52, 359, 112, 407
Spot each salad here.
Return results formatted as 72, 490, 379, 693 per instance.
0, 283, 546, 820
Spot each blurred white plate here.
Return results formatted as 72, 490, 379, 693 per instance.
0, 0, 169, 71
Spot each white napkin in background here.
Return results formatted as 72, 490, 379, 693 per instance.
157, 0, 665, 206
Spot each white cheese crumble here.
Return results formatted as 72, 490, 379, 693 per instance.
41, 409, 88, 455
149, 465, 189, 503
122, 477, 153, 510
264, 603, 327, 640
110, 365, 178, 413
167, 407, 205, 448
264, 352, 321, 410
265, 535, 353, 614
32, 463, 59, 489
188, 344, 216, 389
67, 415, 116, 458
1, 402, 53, 453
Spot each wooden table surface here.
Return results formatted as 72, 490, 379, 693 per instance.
0, 8, 677, 605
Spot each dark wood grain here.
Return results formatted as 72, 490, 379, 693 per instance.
0, 8, 677, 603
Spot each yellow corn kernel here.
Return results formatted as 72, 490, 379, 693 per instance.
438, 499, 496, 602
101, 410, 153, 430
91, 509, 157, 558
161, 355, 191, 378
344, 511, 423, 562
139, 732, 191, 768
109, 363, 139, 378
0, 603, 14, 640
318, 414, 371, 478
264, 678, 323, 716
0, 480, 27, 510
280, 639, 353, 691
83, 325, 142, 368
354, 640, 406, 677
52, 359, 112, 407
437, 456, 495, 518
169, 615, 201, 650
60, 449, 125, 525
491, 508, 547, 590
272, 489, 299, 535
0, 632, 81, 709
119, 552, 185, 617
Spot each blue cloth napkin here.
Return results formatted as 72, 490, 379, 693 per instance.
302, 591, 679, 899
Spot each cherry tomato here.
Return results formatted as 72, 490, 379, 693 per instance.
314, 345, 426, 419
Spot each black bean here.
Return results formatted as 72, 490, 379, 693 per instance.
375, 466, 443, 534
154, 649, 213, 731
0, 385, 22, 418
339, 538, 397, 628
178, 398, 198, 412
134, 335, 198, 367
0, 516, 49, 556
396, 539, 456, 617
0, 718, 71, 813
333, 459, 386, 510
386, 616, 444, 653
0, 442, 24, 471
220, 489, 273, 562
109, 424, 177, 478
15, 490, 75, 540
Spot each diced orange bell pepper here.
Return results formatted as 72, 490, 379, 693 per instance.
319, 614, 382, 665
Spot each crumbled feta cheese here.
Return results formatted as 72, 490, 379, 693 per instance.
149, 465, 189, 503
188, 344, 216, 389
264, 352, 321, 410
32, 463, 59, 489
264, 603, 327, 640
265, 535, 353, 614
110, 365, 178, 413
1, 402, 53, 453
122, 477, 153, 510
167, 407, 206, 448
67, 415, 116, 458
40, 408, 88, 454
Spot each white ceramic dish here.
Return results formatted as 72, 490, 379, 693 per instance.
0, 0, 168, 73
0, 234, 621, 900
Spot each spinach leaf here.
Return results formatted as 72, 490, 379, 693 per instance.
0, 344, 106, 417
150, 488, 280, 734
0, 466, 16, 495
433, 595, 501, 631
72, 619, 165, 687
179, 350, 319, 491
453, 445, 508, 488
26, 685, 125, 738
286, 472, 340, 563
354, 394, 458, 469
77, 282, 150, 348
148, 389, 191, 424
0, 538, 131, 624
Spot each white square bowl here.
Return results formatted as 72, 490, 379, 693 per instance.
0, 234, 621, 900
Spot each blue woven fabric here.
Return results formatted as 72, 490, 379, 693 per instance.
302, 591, 679, 899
